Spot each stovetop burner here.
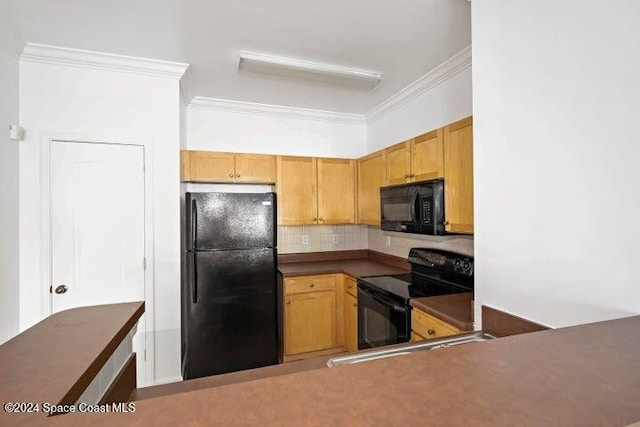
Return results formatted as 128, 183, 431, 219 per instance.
358, 273, 469, 302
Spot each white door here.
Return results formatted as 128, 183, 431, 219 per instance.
50, 140, 146, 383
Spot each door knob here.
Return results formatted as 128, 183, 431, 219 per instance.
54, 285, 68, 295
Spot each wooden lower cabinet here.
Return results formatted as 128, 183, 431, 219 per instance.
284, 291, 337, 355
411, 308, 462, 340
283, 274, 339, 358
344, 291, 358, 352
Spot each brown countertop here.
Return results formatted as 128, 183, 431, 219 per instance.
278, 259, 408, 278
50, 315, 640, 426
410, 292, 474, 331
131, 355, 329, 401
0, 302, 144, 423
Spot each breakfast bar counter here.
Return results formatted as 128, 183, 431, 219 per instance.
48, 314, 640, 426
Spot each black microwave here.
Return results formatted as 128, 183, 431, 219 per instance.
380, 179, 446, 235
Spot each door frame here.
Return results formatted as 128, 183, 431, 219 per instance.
39, 132, 156, 386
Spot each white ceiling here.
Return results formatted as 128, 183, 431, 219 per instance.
2, 0, 471, 113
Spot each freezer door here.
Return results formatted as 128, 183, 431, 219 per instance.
186, 192, 276, 250
183, 248, 278, 379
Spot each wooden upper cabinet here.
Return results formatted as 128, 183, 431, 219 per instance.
180, 150, 191, 181
188, 151, 235, 182
317, 158, 355, 224
443, 116, 474, 234
385, 141, 411, 185
234, 153, 276, 183
277, 156, 318, 225
357, 150, 386, 226
411, 128, 444, 181
181, 150, 276, 183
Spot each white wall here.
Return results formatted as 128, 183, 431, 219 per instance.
367, 67, 472, 152
0, 28, 21, 344
19, 60, 182, 384
473, 0, 640, 327
187, 107, 367, 158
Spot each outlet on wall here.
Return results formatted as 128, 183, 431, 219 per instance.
301, 234, 309, 245
332, 234, 339, 244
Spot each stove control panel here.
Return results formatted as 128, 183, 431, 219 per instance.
408, 248, 473, 277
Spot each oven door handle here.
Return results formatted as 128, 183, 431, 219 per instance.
359, 286, 407, 313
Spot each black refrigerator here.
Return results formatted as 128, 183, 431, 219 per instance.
182, 192, 279, 380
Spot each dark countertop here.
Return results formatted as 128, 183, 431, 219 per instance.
51, 315, 640, 426
0, 302, 144, 424
410, 292, 474, 331
131, 355, 329, 401
278, 259, 408, 278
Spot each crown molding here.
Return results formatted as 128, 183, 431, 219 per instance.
366, 45, 471, 123
188, 96, 366, 125
20, 43, 189, 79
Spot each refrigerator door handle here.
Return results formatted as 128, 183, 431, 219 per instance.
191, 199, 198, 248
192, 252, 198, 304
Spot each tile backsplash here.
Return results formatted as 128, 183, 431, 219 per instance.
277, 225, 368, 254
367, 227, 474, 258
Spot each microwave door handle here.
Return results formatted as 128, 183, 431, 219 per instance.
410, 190, 419, 223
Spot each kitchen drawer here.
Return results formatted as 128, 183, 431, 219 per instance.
344, 275, 357, 297
411, 308, 461, 339
284, 275, 336, 295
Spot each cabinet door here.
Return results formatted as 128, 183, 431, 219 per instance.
411, 128, 444, 181
234, 153, 276, 183
276, 156, 318, 225
357, 150, 386, 226
317, 158, 356, 224
188, 151, 236, 182
443, 117, 474, 233
385, 141, 411, 185
344, 292, 358, 352
284, 290, 337, 355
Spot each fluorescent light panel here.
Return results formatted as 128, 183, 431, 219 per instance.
238, 51, 382, 90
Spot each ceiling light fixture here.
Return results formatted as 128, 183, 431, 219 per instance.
238, 51, 383, 90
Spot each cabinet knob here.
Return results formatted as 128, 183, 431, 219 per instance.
427, 329, 435, 335
404, 174, 409, 178
352, 303, 357, 307
312, 217, 317, 222
235, 173, 240, 178
310, 283, 315, 288
319, 217, 324, 222
286, 300, 291, 304
409, 174, 415, 178
443, 221, 450, 226
228, 173, 234, 178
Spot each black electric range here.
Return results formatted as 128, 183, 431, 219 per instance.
357, 248, 473, 350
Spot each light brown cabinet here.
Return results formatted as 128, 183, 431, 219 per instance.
181, 150, 276, 183
411, 308, 461, 341
277, 156, 355, 225
344, 275, 358, 352
283, 275, 338, 357
443, 117, 474, 233
384, 129, 444, 186
357, 150, 386, 226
